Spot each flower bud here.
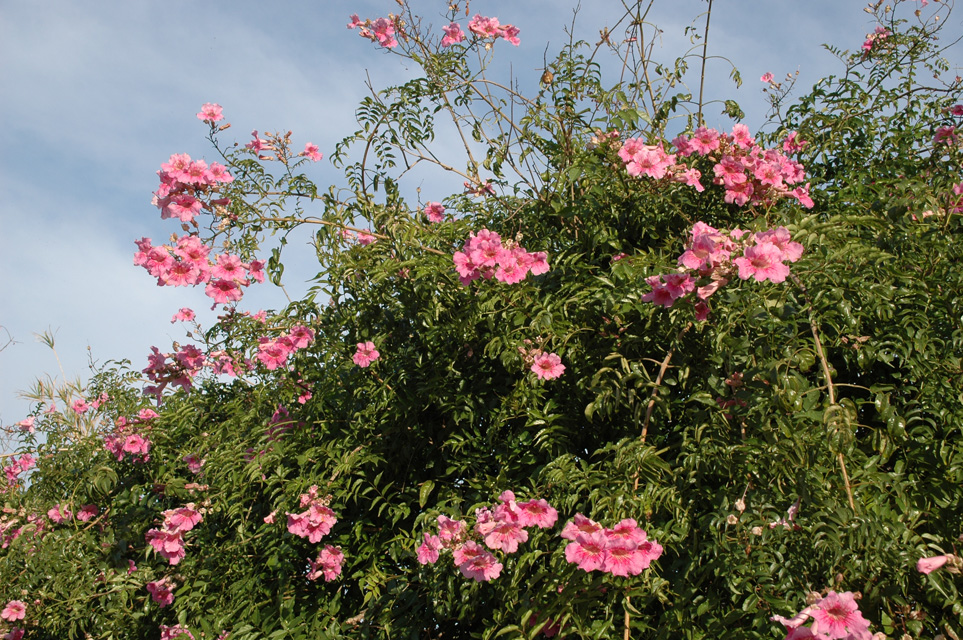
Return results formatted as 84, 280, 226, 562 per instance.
726, 514, 739, 525
735, 498, 746, 513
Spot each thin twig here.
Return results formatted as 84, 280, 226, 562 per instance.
791, 273, 856, 514
696, 0, 713, 126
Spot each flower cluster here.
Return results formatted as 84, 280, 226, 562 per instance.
145, 503, 204, 565
286, 486, 338, 544
1, 512, 46, 551
862, 26, 892, 55
255, 325, 315, 371
561, 514, 663, 577
467, 15, 520, 46
519, 345, 566, 381
146, 577, 175, 607
103, 409, 158, 463
619, 126, 813, 209
159, 624, 195, 640
424, 202, 446, 223
643, 223, 804, 319
152, 152, 233, 224
771, 590, 873, 640
46, 503, 97, 525
141, 343, 207, 399
417, 491, 557, 582
347, 14, 401, 48
453, 229, 549, 285
307, 545, 345, 582
2, 454, 35, 493
134, 235, 266, 305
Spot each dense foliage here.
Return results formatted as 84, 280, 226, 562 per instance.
3, 1, 962, 639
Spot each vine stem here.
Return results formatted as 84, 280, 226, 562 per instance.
696, 0, 713, 126
625, 322, 691, 640
790, 273, 856, 514
255, 215, 448, 257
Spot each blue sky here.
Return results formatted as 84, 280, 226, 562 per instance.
0, 0, 941, 441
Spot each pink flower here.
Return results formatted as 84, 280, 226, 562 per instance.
498, 24, 520, 46
196, 103, 224, 123
302, 143, 322, 162
917, 554, 949, 574
357, 231, 377, 246
809, 591, 871, 640
1, 601, 26, 621
205, 278, 243, 304
307, 545, 344, 581
560, 513, 604, 540
453, 541, 503, 581
256, 338, 292, 371
424, 202, 446, 222
437, 515, 467, 545
734, 243, 790, 283
760, 72, 774, 83
468, 15, 501, 38
347, 14, 363, 29
4, 628, 25, 640
160, 624, 195, 640
71, 398, 90, 414
532, 352, 565, 380
171, 307, 196, 323
441, 23, 465, 47
164, 506, 203, 533
370, 17, 398, 48
417, 533, 442, 564
516, 499, 558, 529
147, 578, 175, 607
353, 341, 380, 367
47, 504, 73, 523
483, 519, 528, 553
564, 531, 608, 572
16, 417, 35, 433
76, 504, 99, 522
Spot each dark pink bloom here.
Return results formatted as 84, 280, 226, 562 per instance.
76, 504, 99, 522
437, 515, 467, 546
160, 624, 195, 640
307, 545, 344, 581
147, 578, 175, 607
163, 506, 202, 533
47, 504, 73, 524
